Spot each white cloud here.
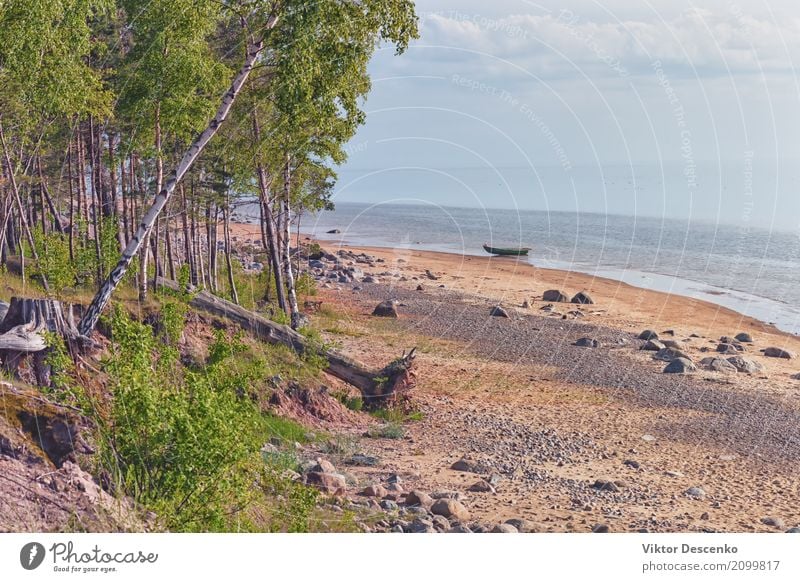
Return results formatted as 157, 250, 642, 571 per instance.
414, 6, 800, 80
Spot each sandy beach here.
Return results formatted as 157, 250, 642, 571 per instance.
230, 221, 800, 532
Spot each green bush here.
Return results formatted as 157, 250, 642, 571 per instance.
31, 228, 76, 295
100, 306, 272, 531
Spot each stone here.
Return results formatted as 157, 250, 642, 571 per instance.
345, 454, 380, 467
592, 524, 610, 533
786, 527, 800, 533
699, 357, 737, 374
451, 456, 490, 473
372, 300, 399, 318
761, 516, 785, 529
311, 458, 336, 474
638, 329, 659, 340
641, 339, 665, 351
623, 459, 640, 469
765, 347, 795, 359
542, 290, 569, 302
431, 515, 451, 531
406, 518, 435, 533
363, 484, 387, 497
491, 523, 518, 533
726, 356, 763, 374
664, 358, 697, 373
654, 347, 691, 362
326, 229, 341, 234
448, 525, 473, 533
662, 340, 683, 349
430, 499, 470, 521
574, 337, 600, 348
716, 343, 741, 354
489, 306, 509, 318
571, 291, 594, 304
304, 471, 346, 495
467, 479, 495, 493
380, 499, 399, 511
521, 300, 530, 309
416, 284, 424, 291
504, 518, 534, 532
685, 486, 706, 499
735, 332, 754, 343
591, 479, 619, 492
405, 490, 434, 508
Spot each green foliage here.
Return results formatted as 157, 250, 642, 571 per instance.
100, 306, 271, 531
296, 271, 317, 298
333, 390, 363, 412
31, 229, 76, 296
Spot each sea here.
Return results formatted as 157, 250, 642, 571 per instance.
235, 201, 800, 335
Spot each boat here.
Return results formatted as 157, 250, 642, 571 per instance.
483, 244, 531, 256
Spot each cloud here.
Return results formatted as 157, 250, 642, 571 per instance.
411, 6, 800, 80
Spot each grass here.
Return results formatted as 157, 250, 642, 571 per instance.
367, 423, 405, 439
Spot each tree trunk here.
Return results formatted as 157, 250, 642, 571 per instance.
282, 157, 301, 329
180, 184, 196, 285
251, 111, 286, 312
0, 297, 87, 386
67, 136, 75, 260
156, 277, 416, 404
222, 198, 239, 305
38, 157, 65, 233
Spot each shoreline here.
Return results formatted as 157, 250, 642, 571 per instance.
228, 220, 800, 348
309, 232, 800, 337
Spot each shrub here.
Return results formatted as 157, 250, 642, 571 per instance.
100, 306, 272, 531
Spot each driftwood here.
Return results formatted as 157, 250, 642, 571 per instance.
0, 297, 84, 386
155, 277, 417, 405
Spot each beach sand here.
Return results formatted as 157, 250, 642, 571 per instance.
231, 222, 800, 532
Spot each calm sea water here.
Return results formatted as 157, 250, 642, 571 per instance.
237, 202, 800, 334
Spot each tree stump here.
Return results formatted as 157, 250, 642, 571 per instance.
0, 297, 82, 386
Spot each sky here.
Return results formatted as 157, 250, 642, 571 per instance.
331, 0, 800, 230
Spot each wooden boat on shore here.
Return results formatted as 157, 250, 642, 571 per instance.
483, 244, 531, 256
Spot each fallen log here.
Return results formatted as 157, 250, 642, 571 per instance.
155, 277, 417, 405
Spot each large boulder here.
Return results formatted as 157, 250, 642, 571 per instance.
640, 339, 665, 351
735, 332, 754, 343
699, 357, 737, 374
663, 358, 697, 374
716, 342, 742, 354
430, 498, 470, 521
571, 291, 594, 304
372, 300, 399, 318
303, 471, 347, 495
542, 290, 569, 302
451, 456, 491, 474
726, 356, 764, 374
405, 490, 434, 508
764, 347, 795, 359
